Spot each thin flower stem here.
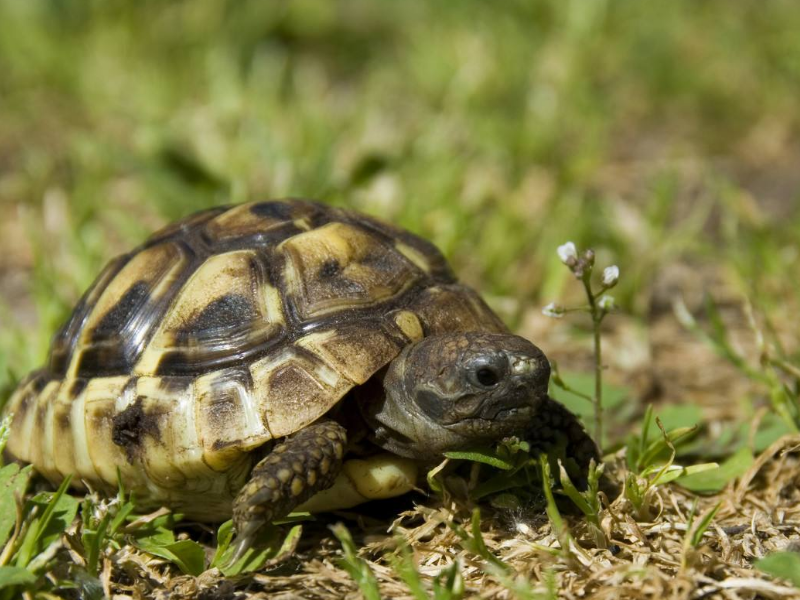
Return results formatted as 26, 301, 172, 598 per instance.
582, 276, 604, 448
592, 319, 603, 446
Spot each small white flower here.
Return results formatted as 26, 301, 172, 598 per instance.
542, 302, 565, 318
557, 242, 577, 264
597, 294, 615, 311
602, 265, 619, 287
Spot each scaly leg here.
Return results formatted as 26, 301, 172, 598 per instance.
231, 420, 347, 557
526, 396, 600, 487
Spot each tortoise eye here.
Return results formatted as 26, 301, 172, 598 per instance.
468, 355, 507, 388
475, 367, 500, 387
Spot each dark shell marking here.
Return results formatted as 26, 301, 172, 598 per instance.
112, 398, 161, 462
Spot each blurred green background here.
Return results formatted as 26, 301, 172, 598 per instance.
1, 0, 799, 390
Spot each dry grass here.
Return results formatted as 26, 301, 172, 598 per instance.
87, 441, 800, 599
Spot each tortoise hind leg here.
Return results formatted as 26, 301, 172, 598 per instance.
232, 420, 347, 557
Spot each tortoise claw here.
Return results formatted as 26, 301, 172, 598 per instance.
228, 525, 258, 564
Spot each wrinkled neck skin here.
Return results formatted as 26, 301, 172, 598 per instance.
358, 333, 550, 461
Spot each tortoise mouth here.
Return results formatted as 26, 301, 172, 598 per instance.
438, 395, 536, 427
442, 403, 535, 439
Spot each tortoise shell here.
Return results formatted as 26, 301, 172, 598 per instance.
3, 199, 507, 519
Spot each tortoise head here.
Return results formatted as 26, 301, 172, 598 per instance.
360, 332, 550, 459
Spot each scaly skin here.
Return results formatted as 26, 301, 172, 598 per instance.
525, 396, 600, 486
231, 420, 347, 557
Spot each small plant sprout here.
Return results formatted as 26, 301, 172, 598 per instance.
543, 242, 621, 446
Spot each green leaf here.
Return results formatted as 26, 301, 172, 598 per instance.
69, 570, 105, 600
131, 514, 213, 576
653, 404, 704, 438
690, 502, 721, 548
432, 561, 465, 600
489, 493, 522, 510
470, 471, 530, 500
638, 425, 697, 470
645, 462, 719, 486
449, 510, 538, 599
539, 456, 570, 558
83, 509, 112, 577
212, 520, 302, 576
0, 464, 33, 549
756, 552, 800, 588
135, 538, 206, 576
444, 448, 515, 470
108, 502, 135, 535
469, 510, 510, 574
129, 511, 179, 542
0, 565, 36, 589
558, 462, 601, 528
14, 475, 79, 568
558, 465, 592, 515
676, 447, 753, 492
274, 524, 303, 559
426, 458, 449, 494
211, 520, 234, 567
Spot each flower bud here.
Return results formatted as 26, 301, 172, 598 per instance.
583, 249, 595, 267
557, 242, 578, 265
602, 265, 619, 288
597, 295, 615, 311
542, 302, 565, 319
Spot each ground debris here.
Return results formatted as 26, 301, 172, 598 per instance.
83, 439, 800, 599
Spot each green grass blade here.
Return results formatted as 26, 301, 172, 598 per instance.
330, 523, 382, 600
388, 541, 430, 600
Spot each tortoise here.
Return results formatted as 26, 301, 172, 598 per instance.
2, 199, 598, 553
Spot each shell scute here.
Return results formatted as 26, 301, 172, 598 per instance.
279, 221, 422, 322
195, 368, 270, 471
83, 376, 134, 488
137, 249, 285, 376
73, 241, 191, 377
202, 201, 307, 248
350, 212, 456, 282
146, 205, 229, 247
297, 322, 404, 385
409, 284, 508, 336
49, 255, 128, 377
251, 347, 350, 438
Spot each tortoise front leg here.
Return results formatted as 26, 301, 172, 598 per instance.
525, 396, 600, 486
232, 420, 347, 557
